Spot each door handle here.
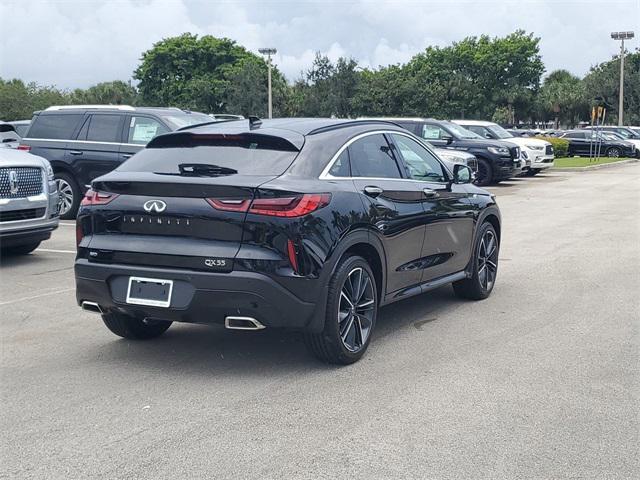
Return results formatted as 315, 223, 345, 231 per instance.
69, 150, 83, 155
363, 186, 383, 197
423, 188, 439, 198
122, 154, 132, 159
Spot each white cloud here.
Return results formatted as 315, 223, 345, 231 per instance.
1, 0, 638, 89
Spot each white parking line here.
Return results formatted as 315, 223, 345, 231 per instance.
59, 222, 76, 226
0, 288, 75, 306
36, 248, 76, 254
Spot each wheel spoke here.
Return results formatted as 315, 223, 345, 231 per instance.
486, 234, 496, 258
353, 315, 364, 348
357, 299, 375, 311
340, 290, 354, 308
340, 313, 355, 341
356, 276, 370, 303
486, 259, 497, 272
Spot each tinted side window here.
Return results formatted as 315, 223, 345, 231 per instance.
127, 116, 169, 145
348, 134, 401, 179
391, 134, 447, 183
328, 149, 350, 177
27, 114, 82, 140
467, 125, 490, 138
86, 114, 122, 142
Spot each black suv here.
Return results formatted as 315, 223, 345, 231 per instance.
19, 106, 212, 218
391, 118, 521, 185
560, 130, 636, 158
75, 118, 501, 364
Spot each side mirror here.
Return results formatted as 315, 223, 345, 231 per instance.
442, 134, 453, 145
453, 164, 473, 184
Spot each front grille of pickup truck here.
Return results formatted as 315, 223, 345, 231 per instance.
0, 167, 43, 199
0, 208, 46, 222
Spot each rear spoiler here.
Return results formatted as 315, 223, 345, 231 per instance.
148, 131, 302, 152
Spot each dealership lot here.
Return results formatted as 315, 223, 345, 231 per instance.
1, 165, 639, 478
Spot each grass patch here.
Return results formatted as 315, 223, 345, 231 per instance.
553, 156, 635, 168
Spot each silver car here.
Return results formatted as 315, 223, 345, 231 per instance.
0, 148, 59, 255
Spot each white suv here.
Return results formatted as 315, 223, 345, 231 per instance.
452, 120, 554, 176
0, 148, 59, 255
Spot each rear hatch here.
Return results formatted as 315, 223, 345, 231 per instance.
79, 130, 302, 271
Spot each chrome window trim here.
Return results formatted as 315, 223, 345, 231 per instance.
319, 129, 450, 183
22, 138, 144, 148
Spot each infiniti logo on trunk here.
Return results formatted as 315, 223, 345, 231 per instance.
143, 199, 167, 213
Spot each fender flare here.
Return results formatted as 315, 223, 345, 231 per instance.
305, 227, 388, 332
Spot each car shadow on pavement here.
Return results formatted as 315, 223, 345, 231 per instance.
0, 253, 49, 268
85, 286, 460, 375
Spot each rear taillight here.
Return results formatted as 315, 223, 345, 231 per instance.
17, 144, 31, 152
205, 198, 251, 212
76, 222, 84, 247
206, 194, 331, 217
81, 189, 119, 206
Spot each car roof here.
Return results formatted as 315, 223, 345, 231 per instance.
38, 105, 207, 115
183, 117, 404, 136
451, 119, 495, 126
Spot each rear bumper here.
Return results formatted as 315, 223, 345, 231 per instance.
75, 259, 320, 330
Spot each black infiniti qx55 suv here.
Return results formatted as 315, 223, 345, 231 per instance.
75, 118, 501, 364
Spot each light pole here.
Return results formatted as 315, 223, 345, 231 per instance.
610, 31, 634, 126
258, 48, 277, 119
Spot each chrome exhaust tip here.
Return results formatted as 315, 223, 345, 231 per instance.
224, 316, 266, 331
81, 301, 103, 314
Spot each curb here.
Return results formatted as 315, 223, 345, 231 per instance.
552, 159, 639, 171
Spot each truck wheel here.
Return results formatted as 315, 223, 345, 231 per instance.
55, 172, 81, 220
474, 158, 493, 186
2, 242, 41, 256
102, 312, 172, 340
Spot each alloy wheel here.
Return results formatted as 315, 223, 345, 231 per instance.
338, 267, 375, 353
607, 148, 620, 158
477, 229, 498, 291
56, 178, 74, 216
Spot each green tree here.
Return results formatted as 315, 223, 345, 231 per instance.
584, 49, 640, 125
0, 78, 70, 120
71, 80, 138, 105
537, 69, 588, 128
134, 33, 255, 112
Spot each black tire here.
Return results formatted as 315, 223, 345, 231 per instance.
524, 169, 539, 177
101, 312, 172, 340
54, 171, 81, 220
606, 147, 621, 158
1, 242, 41, 256
474, 158, 493, 186
305, 255, 378, 365
453, 222, 499, 300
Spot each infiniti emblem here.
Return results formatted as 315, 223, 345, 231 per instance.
143, 199, 167, 213
8, 170, 18, 195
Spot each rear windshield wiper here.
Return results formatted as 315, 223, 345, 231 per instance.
174, 163, 238, 177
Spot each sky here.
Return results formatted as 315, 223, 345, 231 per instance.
1, 0, 639, 89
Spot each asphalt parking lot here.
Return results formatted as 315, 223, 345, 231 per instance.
1, 164, 639, 479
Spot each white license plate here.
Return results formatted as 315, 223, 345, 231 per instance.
126, 276, 173, 308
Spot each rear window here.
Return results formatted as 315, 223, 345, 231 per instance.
27, 114, 82, 140
118, 134, 299, 176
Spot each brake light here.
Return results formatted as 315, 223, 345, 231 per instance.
206, 194, 331, 217
17, 144, 31, 151
81, 189, 119, 206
